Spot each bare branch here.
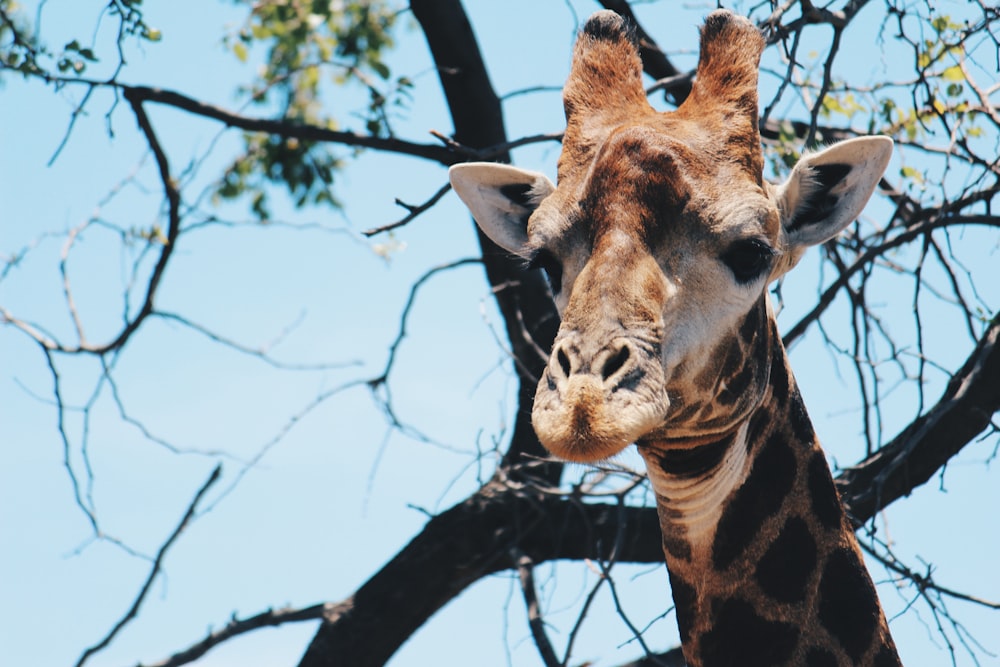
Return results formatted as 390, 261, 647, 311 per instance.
363, 182, 452, 237
43, 347, 99, 532
88, 87, 182, 356
368, 258, 482, 391
512, 549, 561, 667
140, 604, 327, 667
597, 555, 660, 661
861, 540, 1000, 612
804, 25, 843, 148
296, 479, 663, 667
783, 212, 1000, 347
762, 0, 873, 44
76, 465, 222, 667
154, 311, 360, 372
121, 84, 459, 165
837, 310, 1000, 522
561, 562, 610, 665
365, 257, 483, 444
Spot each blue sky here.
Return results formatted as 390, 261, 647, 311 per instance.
2, 1, 998, 666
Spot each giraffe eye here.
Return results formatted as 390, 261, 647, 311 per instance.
722, 239, 774, 285
528, 249, 563, 294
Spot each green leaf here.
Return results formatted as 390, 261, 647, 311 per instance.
900, 166, 924, 184
941, 65, 964, 82
233, 41, 248, 62
370, 59, 390, 80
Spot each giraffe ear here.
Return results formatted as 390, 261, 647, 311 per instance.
777, 136, 893, 249
449, 163, 556, 257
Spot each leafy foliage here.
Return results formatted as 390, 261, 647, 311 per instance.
0, 0, 160, 79
217, 0, 405, 217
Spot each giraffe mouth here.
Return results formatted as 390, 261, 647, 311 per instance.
531, 341, 669, 462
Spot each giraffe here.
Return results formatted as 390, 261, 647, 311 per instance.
449, 9, 901, 667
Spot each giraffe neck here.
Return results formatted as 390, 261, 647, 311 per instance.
638, 339, 901, 667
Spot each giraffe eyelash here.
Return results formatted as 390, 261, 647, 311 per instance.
721, 239, 775, 285
527, 248, 564, 295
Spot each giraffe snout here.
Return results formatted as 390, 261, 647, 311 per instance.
533, 335, 670, 462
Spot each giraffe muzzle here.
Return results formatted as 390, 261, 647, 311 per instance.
531, 336, 670, 462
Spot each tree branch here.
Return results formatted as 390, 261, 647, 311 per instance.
837, 310, 1000, 522
362, 182, 452, 237
121, 84, 460, 165
81, 87, 179, 356
296, 480, 662, 667
512, 549, 561, 667
7, 88, 183, 356
762, 0, 873, 44
140, 604, 327, 667
76, 465, 222, 667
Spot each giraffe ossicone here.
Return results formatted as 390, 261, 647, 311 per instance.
451, 9, 900, 667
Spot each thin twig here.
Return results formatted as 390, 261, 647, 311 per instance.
804, 25, 843, 148
363, 182, 452, 237
861, 540, 1000, 611
75, 465, 222, 667
369, 257, 482, 389
141, 604, 328, 667
155, 311, 361, 372
783, 212, 1000, 347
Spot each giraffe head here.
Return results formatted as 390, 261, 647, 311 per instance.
450, 10, 891, 463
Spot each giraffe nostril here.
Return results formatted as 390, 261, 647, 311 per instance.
602, 345, 630, 380
557, 347, 572, 377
